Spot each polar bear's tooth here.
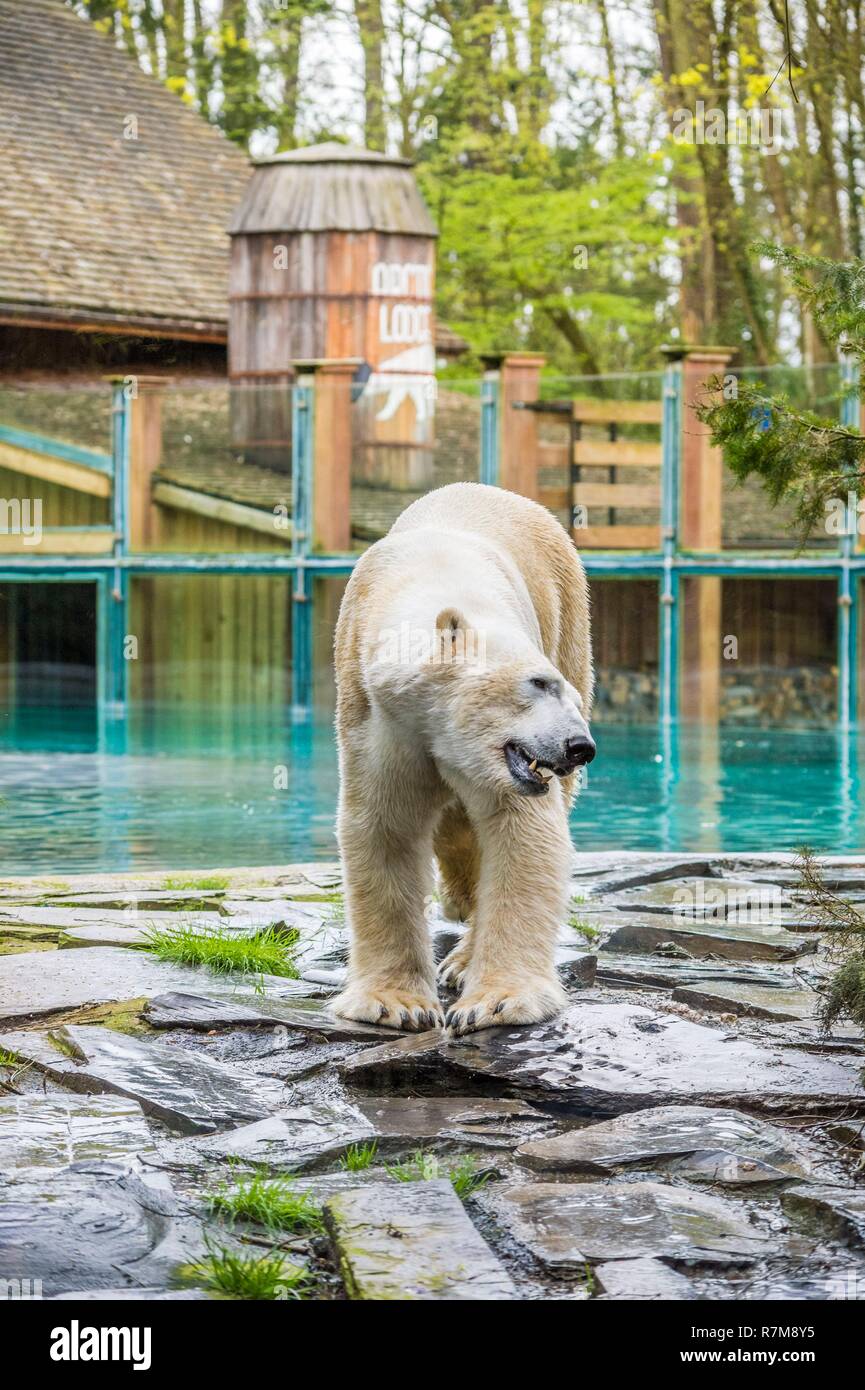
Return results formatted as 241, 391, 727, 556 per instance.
528, 758, 538, 771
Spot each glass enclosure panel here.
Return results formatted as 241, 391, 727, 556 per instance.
721, 363, 844, 550
350, 376, 481, 541
0, 581, 96, 713
128, 574, 292, 707
539, 371, 664, 548
148, 381, 292, 554
589, 577, 659, 721
709, 577, 837, 726
0, 381, 112, 454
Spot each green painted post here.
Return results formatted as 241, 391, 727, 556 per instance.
291, 376, 314, 714
659, 358, 682, 724
839, 355, 861, 728
480, 373, 500, 485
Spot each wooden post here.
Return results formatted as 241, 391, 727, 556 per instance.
310, 360, 358, 553
490, 353, 545, 499
674, 345, 735, 723
125, 376, 169, 551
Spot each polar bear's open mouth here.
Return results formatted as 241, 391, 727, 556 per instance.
504, 742, 564, 795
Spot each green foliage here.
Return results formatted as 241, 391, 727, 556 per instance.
191, 1243, 313, 1300
384, 1149, 491, 1199
339, 1140, 379, 1172
421, 154, 673, 373
143, 922, 299, 978
163, 875, 230, 891
696, 242, 865, 536
569, 915, 599, 942
795, 849, 865, 1042
207, 1173, 324, 1235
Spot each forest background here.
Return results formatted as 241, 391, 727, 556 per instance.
71, 1, 865, 376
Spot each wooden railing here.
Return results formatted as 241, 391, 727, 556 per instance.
571, 398, 662, 549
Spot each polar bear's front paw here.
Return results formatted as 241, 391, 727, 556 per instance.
437, 939, 473, 990
332, 982, 445, 1032
445, 977, 566, 1036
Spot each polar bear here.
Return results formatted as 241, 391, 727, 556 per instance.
332, 481, 594, 1035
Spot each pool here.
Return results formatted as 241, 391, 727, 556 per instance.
0, 707, 862, 873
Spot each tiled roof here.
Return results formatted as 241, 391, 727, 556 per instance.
0, 0, 250, 336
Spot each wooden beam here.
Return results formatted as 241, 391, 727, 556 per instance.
153, 480, 293, 543
0, 528, 116, 555
576, 525, 661, 549
574, 482, 661, 508
537, 441, 569, 470
0, 440, 112, 497
572, 399, 662, 425
573, 440, 662, 467
312, 361, 355, 552
538, 486, 570, 512
500, 353, 545, 498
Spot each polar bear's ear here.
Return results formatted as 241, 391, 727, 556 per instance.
434, 607, 469, 668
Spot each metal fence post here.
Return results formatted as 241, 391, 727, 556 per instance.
838, 354, 861, 729
100, 381, 130, 725
480, 372, 500, 486
291, 374, 314, 714
659, 358, 682, 725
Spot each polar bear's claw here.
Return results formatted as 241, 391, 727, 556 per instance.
445, 981, 566, 1035
332, 985, 445, 1032
437, 940, 472, 990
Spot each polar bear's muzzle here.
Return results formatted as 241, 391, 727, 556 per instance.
504, 736, 596, 795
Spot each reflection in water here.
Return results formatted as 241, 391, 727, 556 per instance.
0, 707, 862, 873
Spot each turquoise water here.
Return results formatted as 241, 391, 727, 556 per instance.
0, 707, 862, 873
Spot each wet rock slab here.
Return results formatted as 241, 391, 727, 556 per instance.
0, 1094, 155, 1173
595, 954, 802, 992
191, 1095, 553, 1171
672, 981, 817, 1022
583, 858, 721, 896
600, 916, 816, 962
341, 1002, 865, 1116
782, 1187, 865, 1248
144, 992, 290, 1031
483, 1180, 776, 1270
324, 1178, 516, 1300
0, 1025, 272, 1135
0, 1161, 197, 1297
598, 877, 792, 917
517, 1105, 815, 1184
0, 946, 326, 1027
144, 990, 393, 1041
594, 1256, 694, 1300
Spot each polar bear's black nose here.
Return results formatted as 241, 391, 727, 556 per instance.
565, 735, 596, 768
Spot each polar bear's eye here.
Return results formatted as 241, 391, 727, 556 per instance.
530, 677, 552, 693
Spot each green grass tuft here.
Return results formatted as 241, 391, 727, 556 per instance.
207, 1173, 324, 1235
143, 922, 300, 978
385, 1149, 491, 1199
340, 1140, 379, 1172
0, 1048, 23, 1066
163, 874, 230, 892
819, 957, 865, 1034
569, 915, 599, 942
191, 1244, 312, 1300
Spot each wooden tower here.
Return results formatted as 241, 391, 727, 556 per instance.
228, 143, 438, 485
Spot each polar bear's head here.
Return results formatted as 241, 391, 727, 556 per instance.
427, 608, 595, 798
